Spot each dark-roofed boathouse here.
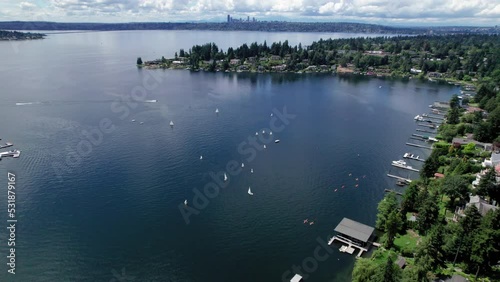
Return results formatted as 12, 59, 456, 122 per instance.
328, 218, 376, 257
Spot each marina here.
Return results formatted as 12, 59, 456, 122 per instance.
417, 123, 438, 129
384, 189, 403, 196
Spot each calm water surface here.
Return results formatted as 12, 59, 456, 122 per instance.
0, 30, 456, 282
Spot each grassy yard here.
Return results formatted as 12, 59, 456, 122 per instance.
394, 230, 420, 256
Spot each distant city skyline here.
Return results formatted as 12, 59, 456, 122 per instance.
0, 0, 499, 26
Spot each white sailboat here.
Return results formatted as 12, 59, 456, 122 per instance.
200, 155, 203, 160
184, 199, 188, 205
241, 163, 245, 168
263, 145, 266, 149
250, 168, 253, 173
248, 187, 253, 196
270, 131, 273, 135
255, 132, 258, 136
170, 121, 174, 126
131, 119, 136, 122
262, 130, 265, 134
215, 108, 219, 114
224, 173, 228, 181
270, 113, 273, 117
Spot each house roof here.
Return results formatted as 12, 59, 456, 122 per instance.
492, 152, 500, 165
395, 256, 406, 268
334, 218, 374, 243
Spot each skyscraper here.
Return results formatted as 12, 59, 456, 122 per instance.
227, 15, 230, 23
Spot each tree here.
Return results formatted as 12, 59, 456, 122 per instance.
416, 194, 439, 234
371, 255, 402, 282
376, 192, 399, 231
136, 57, 143, 65
385, 210, 403, 249
441, 175, 470, 211
352, 258, 378, 282
447, 108, 460, 124
476, 167, 498, 201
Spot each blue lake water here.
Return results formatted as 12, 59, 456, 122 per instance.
0, 30, 456, 282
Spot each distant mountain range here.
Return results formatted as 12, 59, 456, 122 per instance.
0, 21, 498, 35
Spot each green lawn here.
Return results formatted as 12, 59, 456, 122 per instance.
394, 230, 420, 255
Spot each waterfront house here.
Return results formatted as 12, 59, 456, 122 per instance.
230, 59, 241, 65
270, 55, 281, 61
454, 195, 498, 221
452, 134, 492, 151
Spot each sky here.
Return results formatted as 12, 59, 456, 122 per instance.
0, 0, 499, 26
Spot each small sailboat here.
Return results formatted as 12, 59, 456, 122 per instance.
215, 108, 219, 113
270, 113, 273, 117
248, 187, 253, 196
241, 163, 245, 168
255, 132, 258, 136
262, 130, 265, 134
200, 155, 203, 160
131, 119, 136, 122
270, 131, 273, 135
140, 122, 144, 125
170, 121, 174, 126
250, 168, 253, 173
263, 145, 266, 149
184, 199, 188, 206
224, 173, 228, 182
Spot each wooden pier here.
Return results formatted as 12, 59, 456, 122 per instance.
0, 143, 13, 149
417, 123, 437, 129
406, 142, 432, 150
422, 114, 445, 121
416, 128, 435, 134
387, 174, 412, 183
403, 154, 425, 162
392, 163, 420, 172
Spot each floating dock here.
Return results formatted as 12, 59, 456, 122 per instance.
387, 174, 412, 183
0, 143, 13, 149
406, 142, 432, 150
392, 163, 420, 172
328, 236, 367, 257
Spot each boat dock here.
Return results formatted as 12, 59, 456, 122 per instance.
422, 114, 445, 121
0, 142, 13, 149
328, 236, 367, 258
417, 123, 437, 129
392, 163, 420, 172
387, 174, 412, 183
403, 153, 425, 162
406, 142, 432, 150
416, 128, 435, 134
384, 189, 403, 196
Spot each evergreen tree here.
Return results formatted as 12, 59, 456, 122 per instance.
384, 210, 403, 249
376, 192, 399, 231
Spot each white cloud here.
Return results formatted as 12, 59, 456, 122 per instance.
0, 0, 498, 25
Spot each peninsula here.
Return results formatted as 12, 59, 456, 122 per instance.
138, 34, 500, 83
0, 30, 45, 41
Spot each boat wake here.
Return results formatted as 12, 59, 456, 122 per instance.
15, 102, 42, 106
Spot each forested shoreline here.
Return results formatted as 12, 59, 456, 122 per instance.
139, 34, 500, 83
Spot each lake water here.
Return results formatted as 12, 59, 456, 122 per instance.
0, 30, 456, 282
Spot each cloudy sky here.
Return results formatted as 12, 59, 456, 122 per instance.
1, 0, 499, 26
